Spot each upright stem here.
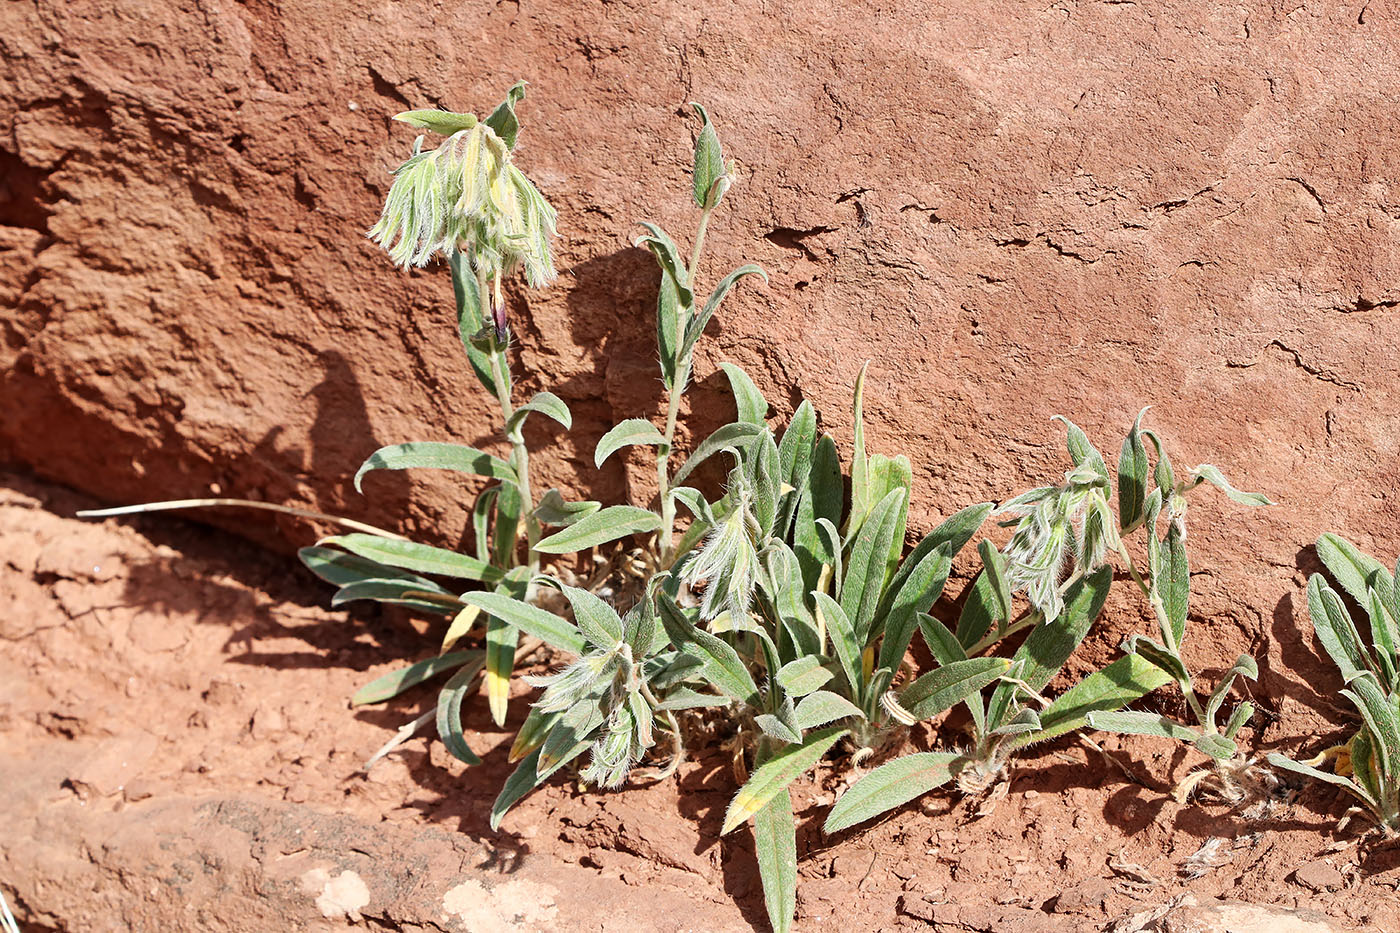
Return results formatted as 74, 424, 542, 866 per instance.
1113, 535, 1208, 727
655, 201, 718, 567
479, 266, 540, 574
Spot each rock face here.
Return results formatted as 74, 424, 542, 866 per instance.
2, 4, 1398, 707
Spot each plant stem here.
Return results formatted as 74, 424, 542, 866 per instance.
488, 347, 541, 574
1113, 534, 1208, 727
655, 200, 719, 567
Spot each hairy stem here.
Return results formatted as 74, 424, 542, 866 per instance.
655, 199, 720, 568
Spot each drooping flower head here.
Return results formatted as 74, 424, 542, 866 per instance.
369, 119, 557, 283
680, 471, 763, 623
997, 462, 1113, 621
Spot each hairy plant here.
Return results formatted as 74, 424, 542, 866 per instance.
1079, 410, 1275, 804
1268, 534, 1400, 834
823, 412, 1270, 831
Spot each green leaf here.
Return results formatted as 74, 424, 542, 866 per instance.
491, 747, 566, 831
505, 391, 572, 437
722, 727, 847, 834
670, 486, 715, 526
776, 656, 834, 698
1194, 732, 1237, 760
508, 706, 560, 763
491, 480, 523, 567
460, 591, 586, 655
1124, 635, 1191, 685
849, 362, 872, 528
671, 421, 764, 486
841, 487, 907, 644
1118, 407, 1150, 531
1204, 654, 1259, 728
754, 787, 798, 933
1084, 710, 1198, 742
320, 534, 502, 583
533, 489, 602, 527
900, 657, 1011, 721
483, 79, 528, 150
594, 418, 666, 469
917, 613, 967, 666
298, 545, 431, 588
987, 567, 1114, 729
681, 265, 767, 361
332, 579, 461, 614
954, 571, 999, 650
657, 595, 760, 706
1053, 415, 1110, 486
978, 539, 1013, 627
755, 714, 803, 744
449, 253, 501, 394
394, 109, 478, 135
1159, 524, 1190, 646
471, 485, 500, 562
1316, 533, 1391, 609
353, 650, 476, 705
1018, 654, 1173, 747
690, 102, 725, 207
533, 506, 663, 554
1265, 753, 1373, 803
794, 435, 844, 589
1188, 464, 1273, 507
794, 690, 864, 730
813, 593, 862, 698
1222, 701, 1254, 739
436, 656, 488, 765
558, 584, 624, 647
657, 687, 728, 710
778, 400, 818, 493
1308, 575, 1370, 683
824, 752, 961, 833
657, 268, 681, 389
876, 543, 953, 674
636, 222, 694, 308
355, 442, 515, 493
1345, 675, 1400, 779
720, 362, 769, 425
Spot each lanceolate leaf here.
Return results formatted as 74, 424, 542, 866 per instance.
671, 422, 764, 486
813, 593, 861, 698
1084, 710, 1198, 742
690, 102, 725, 207
436, 656, 488, 765
1118, 408, 1150, 531
1316, 533, 1391, 610
594, 419, 666, 468
558, 584, 624, 646
355, 442, 515, 492
657, 595, 760, 706
635, 222, 693, 307
824, 752, 962, 833
794, 690, 864, 730
1053, 415, 1110, 486
776, 655, 834, 698
533, 489, 602, 527
533, 506, 662, 554
754, 787, 798, 933
988, 567, 1114, 729
332, 579, 461, 614
320, 534, 502, 583
682, 265, 767, 361
1160, 525, 1189, 645
352, 650, 477, 705
298, 545, 430, 588
657, 269, 681, 389
460, 591, 586, 655
450, 252, 501, 394
505, 391, 572, 436
1017, 654, 1172, 747
876, 544, 953, 673
841, 487, 907, 644
1308, 575, 1370, 683
900, 657, 1011, 721
1188, 464, 1273, 507
483, 79, 528, 150
721, 362, 769, 425
722, 727, 847, 835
